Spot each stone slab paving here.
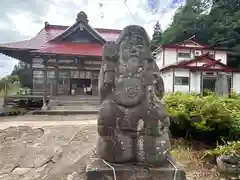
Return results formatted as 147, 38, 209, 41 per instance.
0, 115, 98, 180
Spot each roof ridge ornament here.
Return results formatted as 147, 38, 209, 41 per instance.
76, 11, 89, 24
44, 21, 49, 29
187, 34, 196, 40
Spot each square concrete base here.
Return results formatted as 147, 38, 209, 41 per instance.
86, 157, 186, 180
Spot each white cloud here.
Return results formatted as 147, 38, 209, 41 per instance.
8, 12, 43, 38
0, 0, 178, 77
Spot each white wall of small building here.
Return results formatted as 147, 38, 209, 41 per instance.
215, 51, 227, 64
165, 48, 177, 66
155, 50, 163, 69
161, 68, 202, 94
190, 72, 201, 93
161, 70, 173, 92
174, 69, 190, 93
232, 73, 240, 93
155, 47, 228, 70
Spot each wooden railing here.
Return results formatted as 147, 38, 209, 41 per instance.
16, 89, 52, 97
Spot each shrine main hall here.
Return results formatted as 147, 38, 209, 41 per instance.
0, 11, 121, 96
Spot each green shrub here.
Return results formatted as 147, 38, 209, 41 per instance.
203, 141, 240, 158
163, 92, 240, 143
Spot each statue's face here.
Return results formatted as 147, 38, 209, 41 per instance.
118, 35, 150, 74
119, 35, 149, 62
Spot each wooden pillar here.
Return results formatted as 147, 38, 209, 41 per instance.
30, 58, 33, 91
3, 82, 8, 107
56, 65, 59, 96
200, 72, 203, 94
42, 58, 48, 110
172, 68, 175, 92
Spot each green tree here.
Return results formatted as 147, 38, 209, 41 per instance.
150, 21, 162, 51
207, 0, 240, 49
0, 75, 19, 95
161, 0, 210, 45
11, 61, 32, 88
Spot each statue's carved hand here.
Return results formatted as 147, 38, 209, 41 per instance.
152, 72, 164, 99
104, 71, 115, 85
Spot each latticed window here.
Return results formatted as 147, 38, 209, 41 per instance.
47, 71, 55, 78
32, 58, 43, 65
175, 76, 189, 85
33, 70, 44, 78
178, 52, 191, 58
85, 71, 91, 79
59, 71, 69, 78
33, 78, 44, 84
59, 71, 69, 85
93, 71, 99, 79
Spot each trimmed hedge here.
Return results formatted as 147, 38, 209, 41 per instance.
163, 92, 240, 143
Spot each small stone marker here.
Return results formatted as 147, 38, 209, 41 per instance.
215, 72, 229, 96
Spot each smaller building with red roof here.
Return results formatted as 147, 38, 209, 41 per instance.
0, 11, 121, 96
153, 37, 240, 93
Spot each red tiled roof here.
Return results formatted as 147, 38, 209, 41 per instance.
154, 39, 227, 52
160, 53, 232, 71
0, 24, 121, 54
32, 43, 103, 56
0, 26, 65, 50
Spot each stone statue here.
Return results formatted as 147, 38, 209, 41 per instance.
215, 72, 229, 96
97, 25, 171, 166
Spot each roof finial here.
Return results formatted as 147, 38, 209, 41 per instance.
76, 11, 89, 23
188, 34, 196, 40
44, 21, 49, 29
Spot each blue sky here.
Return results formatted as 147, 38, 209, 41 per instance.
0, 0, 183, 77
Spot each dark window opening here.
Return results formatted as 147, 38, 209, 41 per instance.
202, 77, 216, 92
71, 79, 91, 88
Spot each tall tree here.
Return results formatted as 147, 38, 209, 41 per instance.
208, 0, 240, 48
150, 21, 162, 51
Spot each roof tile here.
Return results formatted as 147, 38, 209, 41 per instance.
0, 24, 121, 55
32, 43, 103, 56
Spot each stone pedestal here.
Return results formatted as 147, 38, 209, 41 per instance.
86, 157, 186, 180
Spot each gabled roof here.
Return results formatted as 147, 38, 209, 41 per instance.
160, 53, 238, 72
154, 38, 228, 53
49, 16, 106, 44
175, 38, 208, 48
0, 11, 121, 57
